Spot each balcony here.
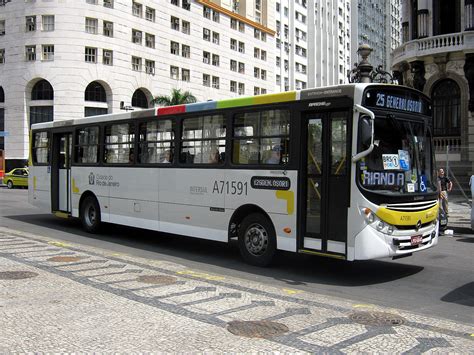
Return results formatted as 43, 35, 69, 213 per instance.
392, 31, 474, 66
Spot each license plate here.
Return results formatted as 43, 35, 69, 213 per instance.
411, 235, 423, 246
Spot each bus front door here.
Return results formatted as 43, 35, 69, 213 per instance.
52, 132, 72, 213
303, 111, 349, 258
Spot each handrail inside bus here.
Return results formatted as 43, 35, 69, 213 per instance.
351, 104, 375, 163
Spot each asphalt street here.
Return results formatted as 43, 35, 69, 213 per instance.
1, 188, 473, 327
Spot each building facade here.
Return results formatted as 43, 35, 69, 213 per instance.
352, 0, 401, 71
274, 0, 351, 92
392, 0, 474, 185
0, 0, 275, 170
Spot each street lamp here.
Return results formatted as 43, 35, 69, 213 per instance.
347, 44, 395, 84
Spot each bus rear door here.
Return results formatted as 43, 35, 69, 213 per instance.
301, 110, 350, 258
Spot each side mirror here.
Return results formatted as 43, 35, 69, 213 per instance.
359, 116, 373, 147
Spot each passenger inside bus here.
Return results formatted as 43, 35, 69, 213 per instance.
160, 150, 172, 163
265, 145, 281, 164
208, 148, 220, 164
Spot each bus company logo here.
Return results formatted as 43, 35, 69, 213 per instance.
416, 220, 422, 231
308, 101, 331, 108
89, 173, 95, 185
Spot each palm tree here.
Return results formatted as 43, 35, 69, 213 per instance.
151, 88, 197, 106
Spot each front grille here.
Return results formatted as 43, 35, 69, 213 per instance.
384, 199, 437, 212
394, 222, 432, 230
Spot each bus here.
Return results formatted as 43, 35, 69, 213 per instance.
28, 83, 439, 266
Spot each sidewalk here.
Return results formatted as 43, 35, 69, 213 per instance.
0, 227, 473, 353
446, 195, 472, 235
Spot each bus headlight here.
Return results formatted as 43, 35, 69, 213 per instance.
361, 208, 396, 235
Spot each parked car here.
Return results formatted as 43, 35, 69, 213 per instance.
4, 168, 29, 189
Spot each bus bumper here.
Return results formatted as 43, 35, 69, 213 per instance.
354, 221, 438, 260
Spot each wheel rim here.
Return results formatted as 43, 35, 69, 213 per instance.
85, 203, 96, 227
244, 223, 269, 256
7, 181, 12, 188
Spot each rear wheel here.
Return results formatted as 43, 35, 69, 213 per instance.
6, 180, 13, 189
238, 213, 276, 267
80, 195, 101, 233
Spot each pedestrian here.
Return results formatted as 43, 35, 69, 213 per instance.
438, 168, 452, 216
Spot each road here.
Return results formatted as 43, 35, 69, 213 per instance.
1, 188, 473, 327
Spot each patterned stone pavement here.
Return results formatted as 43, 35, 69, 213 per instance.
0, 227, 473, 353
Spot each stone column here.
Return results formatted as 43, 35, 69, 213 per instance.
411, 61, 426, 91
463, 53, 474, 173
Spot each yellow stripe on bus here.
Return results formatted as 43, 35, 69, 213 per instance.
72, 178, 80, 194
276, 190, 294, 215
376, 203, 438, 226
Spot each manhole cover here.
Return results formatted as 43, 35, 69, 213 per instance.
47, 256, 84, 262
227, 320, 289, 338
0, 271, 38, 280
349, 311, 405, 326
136, 275, 177, 285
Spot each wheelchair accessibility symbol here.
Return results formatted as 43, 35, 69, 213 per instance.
419, 175, 427, 192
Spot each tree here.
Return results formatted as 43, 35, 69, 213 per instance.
151, 88, 197, 106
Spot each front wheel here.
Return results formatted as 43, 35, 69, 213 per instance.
6, 180, 13, 189
238, 213, 276, 267
80, 195, 101, 233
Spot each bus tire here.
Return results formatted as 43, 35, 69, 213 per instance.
6, 180, 13, 189
80, 195, 101, 233
238, 213, 276, 267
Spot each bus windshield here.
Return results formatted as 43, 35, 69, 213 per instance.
359, 115, 437, 195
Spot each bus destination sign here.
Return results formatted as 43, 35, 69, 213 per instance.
363, 88, 430, 115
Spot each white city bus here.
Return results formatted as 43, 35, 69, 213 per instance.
29, 84, 439, 266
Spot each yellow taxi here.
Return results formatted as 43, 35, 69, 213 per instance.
4, 168, 29, 189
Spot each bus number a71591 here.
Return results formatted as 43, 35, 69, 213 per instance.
212, 180, 248, 195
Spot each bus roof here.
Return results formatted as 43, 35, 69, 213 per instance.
30, 83, 407, 130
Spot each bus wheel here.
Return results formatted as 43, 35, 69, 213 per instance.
80, 196, 101, 233
238, 213, 276, 267
6, 180, 13, 189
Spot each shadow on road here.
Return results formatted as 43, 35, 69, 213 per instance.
441, 282, 474, 307
4, 214, 424, 288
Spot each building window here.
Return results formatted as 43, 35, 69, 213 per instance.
32, 80, 54, 100
85, 81, 106, 102
261, 50, 267, 61
203, 51, 210, 64
261, 69, 266, 80
133, 1, 143, 17
230, 38, 237, 51
432, 79, 461, 136
0, 49, 5, 64
182, 0, 190, 10
212, 31, 220, 44
182, 20, 190, 34
238, 83, 245, 95
230, 18, 237, 30
145, 33, 155, 48
85, 18, 98, 34
26, 45, 36, 61
230, 80, 237, 92
42, 45, 54, 61
238, 62, 245, 74
146, 7, 155, 22
203, 74, 210, 87
212, 76, 219, 89
103, 49, 113, 65
181, 68, 190, 82
85, 107, 107, 117
145, 59, 155, 74
103, 0, 113, 8
238, 41, 245, 53
170, 41, 179, 55
86, 0, 97, 4
42, 15, 54, 31
254, 87, 260, 95
103, 21, 113, 37
212, 54, 219, 66
85, 47, 97, 63
0, 20, 5, 35
170, 66, 179, 79
30, 107, 53, 126
230, 60, 237, 72
254, 67, 260, 78
182, 45, 190, 58
239, 21, 245, 32
132, 29, 142, 44
212, 10, 220, 22
132, 56, 142, 71
132, 89, 148, 108
171, 16, 180, 31
203, 6, 211, 19
26, 16, 36, 32
203, 28, 211, 41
